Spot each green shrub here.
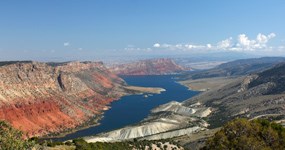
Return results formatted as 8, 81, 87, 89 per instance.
73, 138, 92, 150
0, 120, 35, 150
203, 118, 285, 150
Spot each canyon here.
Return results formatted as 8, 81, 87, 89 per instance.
0, 61, 161, 137
1, 57, 285, 149
84, 58, 285, 149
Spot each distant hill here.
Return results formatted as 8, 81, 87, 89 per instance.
183, 62, 285, 128
249, 62, 285, 95
182, 57, 285, 80
0, 61, 32, 67
109, 58, 188, 75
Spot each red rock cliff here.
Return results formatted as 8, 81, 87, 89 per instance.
109, 58, 187, 75
0, 61, 127, 137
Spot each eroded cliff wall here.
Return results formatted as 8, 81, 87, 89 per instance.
0, 61, 127, 137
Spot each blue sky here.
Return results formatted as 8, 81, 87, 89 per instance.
0, 0, 285, 61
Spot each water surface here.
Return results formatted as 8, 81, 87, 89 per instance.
51, 75, 199, 141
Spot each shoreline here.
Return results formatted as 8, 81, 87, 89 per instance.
124, 86, 166, 94
40, 112, 105, 140
40, 86, 166, 141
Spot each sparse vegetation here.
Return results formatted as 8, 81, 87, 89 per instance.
0, 120, 35, 150
36, 138, 183, 150
202, 118, 285, 150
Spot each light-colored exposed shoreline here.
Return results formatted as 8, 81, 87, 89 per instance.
83, 101, 212, 143
124, 86, 166, 94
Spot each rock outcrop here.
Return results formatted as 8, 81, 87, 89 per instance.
85, 101, 210, 142
0, 61, 127, 137
109, 58, 187, 75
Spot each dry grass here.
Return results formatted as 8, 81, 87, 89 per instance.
180, 77, 236, 91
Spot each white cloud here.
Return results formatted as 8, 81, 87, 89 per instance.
257, 33, 276, 44
124, 46, 153, 52
268, 33, 276, 39
238, 34, 253, 47
207, 44, 212, 48
64, 42, 70, 47
152, 42, 207, 51
217, 37, 232, 49
146, 33, 278, 53
185, 44, 195, 49
184, 44, 205, 50
153, 43, 160, 48
235, 33, 276, 50
175, 44, 183, 49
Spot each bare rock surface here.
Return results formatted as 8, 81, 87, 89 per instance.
0, 61, 128, 137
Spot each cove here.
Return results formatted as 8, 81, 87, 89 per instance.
50, 75, 199, 141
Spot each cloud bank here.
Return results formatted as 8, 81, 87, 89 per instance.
153, 33, 277, 52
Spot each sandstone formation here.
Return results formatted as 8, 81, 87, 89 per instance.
0, 61, 128, 137
109, 58, 187, 75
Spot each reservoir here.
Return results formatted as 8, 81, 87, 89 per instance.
51, 75, 199, 141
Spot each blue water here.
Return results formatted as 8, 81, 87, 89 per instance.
50, 75, 198, 141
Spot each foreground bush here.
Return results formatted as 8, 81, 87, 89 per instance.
203, 118, 285, 150
0, 121, 35, 150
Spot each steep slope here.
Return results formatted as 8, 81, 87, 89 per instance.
248, 62, 285, 94
182, 57, 285, 80
109, 58, 187, 75
0, 61, 128, 137
86, 62, 285, 145
183, 63, 285, 128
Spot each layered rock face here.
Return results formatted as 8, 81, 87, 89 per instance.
109, 58, 187, 75
0, 61, 127, 137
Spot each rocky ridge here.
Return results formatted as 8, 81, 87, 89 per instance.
0, 61, 129, 137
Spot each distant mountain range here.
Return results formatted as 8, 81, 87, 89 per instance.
109, 58, 188, 75
182, 57, 285, 80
